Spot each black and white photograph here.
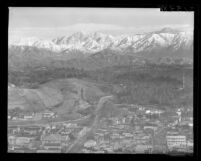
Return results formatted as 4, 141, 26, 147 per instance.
8, 7, 194, 154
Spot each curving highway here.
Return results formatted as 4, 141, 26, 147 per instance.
66, 95, 113, 153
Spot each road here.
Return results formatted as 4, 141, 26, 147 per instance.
8, 115, 90, 127
8, 95, 113, 153
66, 95, 113, 153
8, 96, 113, 128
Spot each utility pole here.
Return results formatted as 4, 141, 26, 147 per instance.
178, 71, 185, 90
152, 129, 155, 153
128, 59, 132, 97
182, 71, 185, 89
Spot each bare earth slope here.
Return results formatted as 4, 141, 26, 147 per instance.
8, 78, 106, 113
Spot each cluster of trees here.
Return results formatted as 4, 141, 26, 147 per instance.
8, 63, 193, 108
91, 65, 193, 107
8, 67, 88, 88
115, 80, 192, 106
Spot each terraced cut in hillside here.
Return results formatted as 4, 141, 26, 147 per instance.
8, 78, 107, 113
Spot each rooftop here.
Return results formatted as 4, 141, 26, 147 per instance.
41, 134, 68, 141
43, 142, 61, 147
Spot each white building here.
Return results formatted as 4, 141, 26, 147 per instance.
42, 110, 55, 118
166, 135, 186, 150
84, 140, 97, 148
15, 137, 32, 145
24, 115, 34, 120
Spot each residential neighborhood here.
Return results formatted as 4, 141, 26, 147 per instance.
8, 104, 193, 153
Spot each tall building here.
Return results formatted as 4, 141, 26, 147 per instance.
166, 135, 187, 151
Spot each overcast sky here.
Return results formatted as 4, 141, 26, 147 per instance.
9, 7, 194, 40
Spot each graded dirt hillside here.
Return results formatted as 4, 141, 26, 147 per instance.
8, 85, 63, 112
8, 78, 107, 113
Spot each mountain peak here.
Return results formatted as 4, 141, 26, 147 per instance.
71, 31, 88, 37
9, 29, 193, 54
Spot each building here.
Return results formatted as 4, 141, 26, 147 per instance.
34, 113, 42, 120
28, 140, 42, 150
8, 136, 16, 145
135, 145, 152, 153
110, 133, 121, 139
41, 134, 69, 144
133, 135, 151, 144
166, 135, 187, 150
144, 125, 158, 132
23, 126, 41, 135
186, 140, 193, 152
166, 129, 179, 135
15, 137, 33, 146
24, 115, 34, 120
36, 149, 61, 153
43, 142, 62, 150
78, 127, 91, 137
180, 117, 193, 126
64, 123, 78, 128
84, 140, 97, 148
41, 110, 55, 118
122, 132, 133, 137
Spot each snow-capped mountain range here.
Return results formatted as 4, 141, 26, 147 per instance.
9, 27, 193, 55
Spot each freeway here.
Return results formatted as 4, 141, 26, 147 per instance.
66, 95, 113, 153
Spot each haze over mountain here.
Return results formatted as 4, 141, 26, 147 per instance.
8, 27, 193, 71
